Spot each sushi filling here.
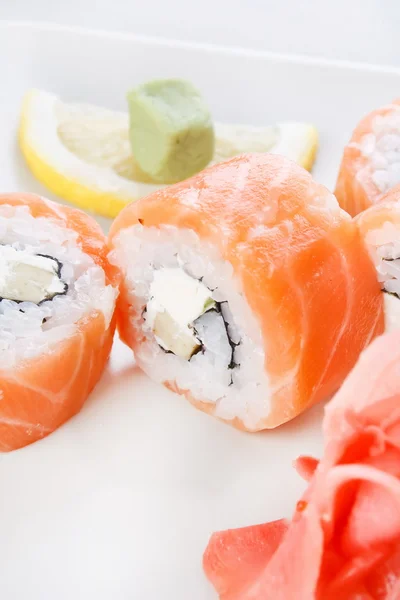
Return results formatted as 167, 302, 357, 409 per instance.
0, 246, 67, 304
145, 267, 237, 368
111, 224, 271, 429
0, 204, 117, 369
367, 226, 400, 298
364, 221, 400, 331
378, 253, 400, 299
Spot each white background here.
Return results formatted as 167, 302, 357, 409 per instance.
2, 0, 400, 66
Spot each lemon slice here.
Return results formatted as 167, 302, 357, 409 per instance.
19, 89, 318, 218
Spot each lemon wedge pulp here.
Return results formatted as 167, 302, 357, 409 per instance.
19, 89, 318, 218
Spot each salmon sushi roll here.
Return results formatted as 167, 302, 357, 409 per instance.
0, 193, 119, 451
356, 184, 400, 332
109, 153, 383, 431
335, 99, 400, 216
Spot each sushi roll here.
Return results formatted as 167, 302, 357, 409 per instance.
0, 193, 119, 451
335, 99, 400, 216
109, 153, 383, 430
356, 184, 400, 332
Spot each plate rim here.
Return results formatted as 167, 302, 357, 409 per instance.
2, 19, 400, 77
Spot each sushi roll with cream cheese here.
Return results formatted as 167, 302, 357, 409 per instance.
0, 193, 119, 451
109, 153, 383, 430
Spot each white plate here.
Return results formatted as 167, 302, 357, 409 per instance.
0, 21, 399, 600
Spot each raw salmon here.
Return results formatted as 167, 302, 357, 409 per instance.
335, 99, 400, 216
0, 193, 120, 451
109, 153, 383, 430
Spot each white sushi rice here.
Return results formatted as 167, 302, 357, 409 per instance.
111, 224, 270, 429
356, 110, 400, 193
365, 220, 400, 330
0, 204, 116, 369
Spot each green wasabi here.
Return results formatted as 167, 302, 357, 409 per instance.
127, 79, 215, 184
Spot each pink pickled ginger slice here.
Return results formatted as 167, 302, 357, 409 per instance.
203, 330, 400, 599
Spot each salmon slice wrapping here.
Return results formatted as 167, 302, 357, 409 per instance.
335, 99, 400, 216
203, 330, 400, 599
0, 193, 120, 451
109, 152, 383, 430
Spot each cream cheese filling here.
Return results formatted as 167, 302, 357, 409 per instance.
145, 267, 216, 360
0, 246, 67, 304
